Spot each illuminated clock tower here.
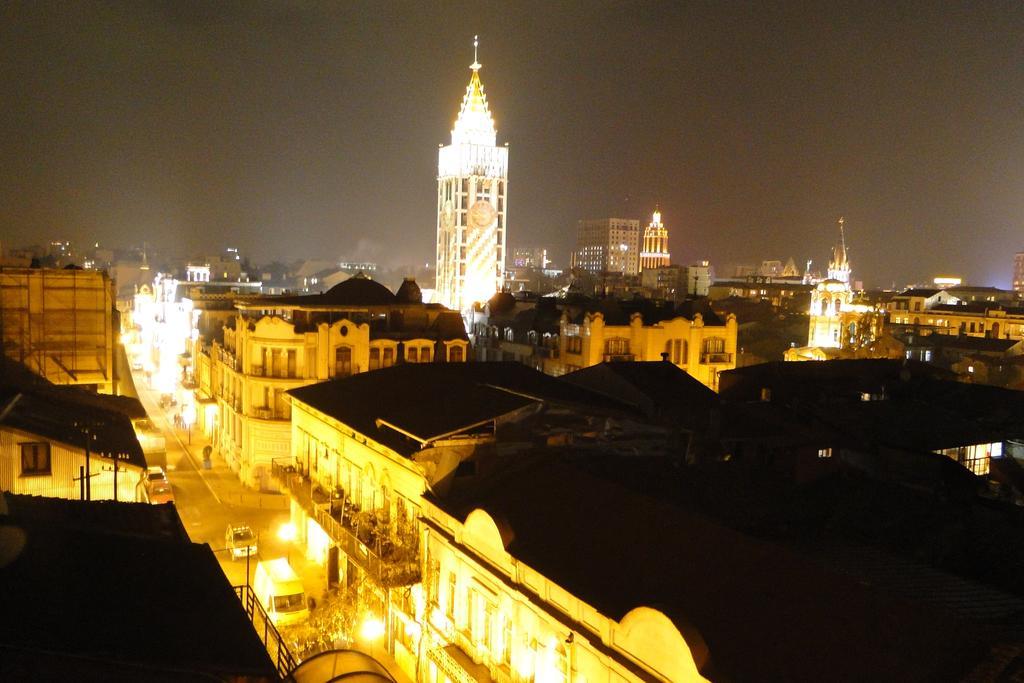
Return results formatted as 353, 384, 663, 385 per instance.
436, 36, 508, 311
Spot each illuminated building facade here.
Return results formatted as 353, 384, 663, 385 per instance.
639, 209, 671, 271
277, 365, 710, 683
195, 276, 469, 487
572, 218, 641, 275
436, 38, 508, 311
0, 267, 116, 393
1015, 252, 1024, 293
788, 219, 884, 360
549, 309, 738, 391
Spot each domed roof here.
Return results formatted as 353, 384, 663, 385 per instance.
395, 277, 422, 304
322, 273, 395, 305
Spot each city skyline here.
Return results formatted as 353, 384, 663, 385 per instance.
2, 2, 1023, 288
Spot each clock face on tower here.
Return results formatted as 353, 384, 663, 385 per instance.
468, 200, 496, 229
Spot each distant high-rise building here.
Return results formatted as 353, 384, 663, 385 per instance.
1013, 252, 1024, 292
572, 218, 641, 275
511, 247, 549, 270
639, 209, 671, 272
435, 37, 508, 311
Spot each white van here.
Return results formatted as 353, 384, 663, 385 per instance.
252, 558, 309, 627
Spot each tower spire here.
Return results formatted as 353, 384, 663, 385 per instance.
471, 35, 481, 71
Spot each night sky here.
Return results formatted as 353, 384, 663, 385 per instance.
2, 1, 1023, 287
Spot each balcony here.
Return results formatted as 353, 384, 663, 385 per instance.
271, 459, 421, 589
603, 353, 635, 362
701, 351, 733, 364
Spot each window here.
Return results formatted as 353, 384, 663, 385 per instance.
446, 572, 456, 619
502, 617, 512, 666
604, 337, 630, 356
407, 346, 418, 363
818, 448, 832, 459
369, 347, 380, 371
566, 336, 582, 354
335, 346, 353, 378
21, 442, 51, 476
383, 348, 394, 368
449, 345, 464, 362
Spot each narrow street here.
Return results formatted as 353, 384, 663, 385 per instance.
132, 371, 293, 588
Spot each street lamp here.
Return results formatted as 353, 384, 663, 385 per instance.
278, 522, 296, 563
182, 402, 196, 445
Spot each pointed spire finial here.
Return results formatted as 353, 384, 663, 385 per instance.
470, 35, 481, 71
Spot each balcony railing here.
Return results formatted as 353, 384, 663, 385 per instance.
271, 459, 420, 588
234, 584, 297, 679
701, 351, 733, 364
603, 353, 635, 362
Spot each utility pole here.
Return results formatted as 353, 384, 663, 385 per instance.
84, 425, 91, 501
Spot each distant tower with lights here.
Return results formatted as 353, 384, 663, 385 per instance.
827, 216, 851, 286
435, 36, 508, 311
639, 207, 671, 272
808, 217, 855, 348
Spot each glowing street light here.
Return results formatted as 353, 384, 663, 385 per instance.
360, 616, 385, 641
277, 521, 297, 563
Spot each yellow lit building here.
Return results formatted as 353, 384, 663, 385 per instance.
545, 308, 738, 391
639, 208, 671, 272
0, 267, 116, 393
198, 276, 470, 488
278, 364, 711, 683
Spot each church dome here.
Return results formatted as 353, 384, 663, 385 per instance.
395, 277, 423, 304
322, 273, 395, 305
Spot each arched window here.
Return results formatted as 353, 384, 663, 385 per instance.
335, 346, 352, 378
449, 345, 464, 362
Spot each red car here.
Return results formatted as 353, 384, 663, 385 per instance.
145, 466, 175, 504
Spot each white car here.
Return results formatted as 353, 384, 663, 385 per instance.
225, 524, 258, 560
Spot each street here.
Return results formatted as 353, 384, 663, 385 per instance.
132, 371, 292, 588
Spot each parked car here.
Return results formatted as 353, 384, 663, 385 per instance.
253, 559, 308, 626
144, 466, 174, 504
225, 524, 258, 560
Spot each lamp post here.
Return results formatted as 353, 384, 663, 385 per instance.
182, 401, 196, 445
278, 522, 297, 563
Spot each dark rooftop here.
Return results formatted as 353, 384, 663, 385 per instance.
430, 455, 990, 682
242, 273, 397, 309
0, 493, 277, 680
562, 361, 718, 422
0, 387, 146, 469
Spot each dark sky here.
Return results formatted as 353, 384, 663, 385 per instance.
2, 1, 1023, 287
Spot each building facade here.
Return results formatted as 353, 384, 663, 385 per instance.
436, 39, 509, 312
277, 365, 710, 683
572, 218, 641, 276
1014, 252, 1024, 293
0, 267, 116, 393
195, 277, 470, 488
639, 209, 671, 272
547, 310, 738, 391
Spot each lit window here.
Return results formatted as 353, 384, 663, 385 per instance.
818, 448, 832, 459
